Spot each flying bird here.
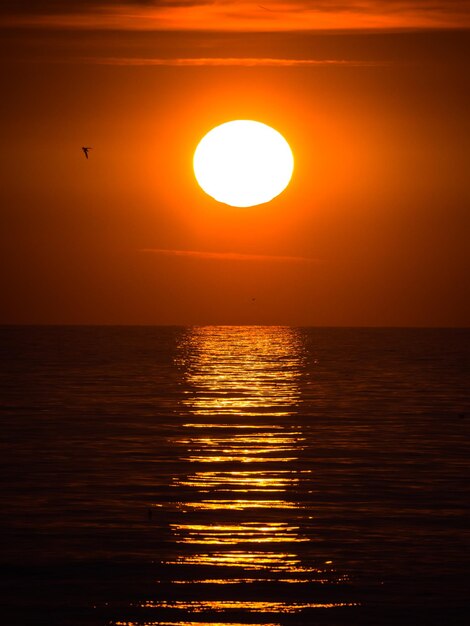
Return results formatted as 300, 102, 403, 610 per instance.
81, 147, 92, 159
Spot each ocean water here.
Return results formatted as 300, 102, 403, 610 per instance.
0, 326, 468, 625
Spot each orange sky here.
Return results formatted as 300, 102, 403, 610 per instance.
0, 2, 469, 325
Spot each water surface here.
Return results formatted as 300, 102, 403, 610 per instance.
1, 326, 468, 625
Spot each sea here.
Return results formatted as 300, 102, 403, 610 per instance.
0, 326, 469, 625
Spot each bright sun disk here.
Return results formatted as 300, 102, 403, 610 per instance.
193, 120, 294, 207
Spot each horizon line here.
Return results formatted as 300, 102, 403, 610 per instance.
0, 323, 468, 330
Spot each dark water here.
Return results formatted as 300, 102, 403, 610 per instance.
0, 326, 469, 625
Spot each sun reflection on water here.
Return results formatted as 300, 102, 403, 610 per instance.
118, 327, 356, 625
115, 621, 282, 626
177, 499, 298, 510
178, 326, 303, 418
171, 327, 309, 559
137, 600, 358, 611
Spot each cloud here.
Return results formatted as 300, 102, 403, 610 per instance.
1, 1, 469, 30
141, 248, 320, 263
0, 1, 202, 14
90, 56, 384, 66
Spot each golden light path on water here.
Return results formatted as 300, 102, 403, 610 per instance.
136, 600, 357, 611
127, 328, 356, 623
170, 327, 310, 559
114, 622, 283, 626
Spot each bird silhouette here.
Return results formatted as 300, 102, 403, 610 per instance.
81, 147, 92, 159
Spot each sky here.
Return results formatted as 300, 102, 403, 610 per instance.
0, 1, 469, 326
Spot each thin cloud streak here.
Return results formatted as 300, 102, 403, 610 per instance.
142, 248, 321, 263
91, 56, 385, 67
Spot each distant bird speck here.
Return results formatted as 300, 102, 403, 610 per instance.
82, 147, 92, 159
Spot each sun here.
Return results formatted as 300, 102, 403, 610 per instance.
193, 120, 294, 207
